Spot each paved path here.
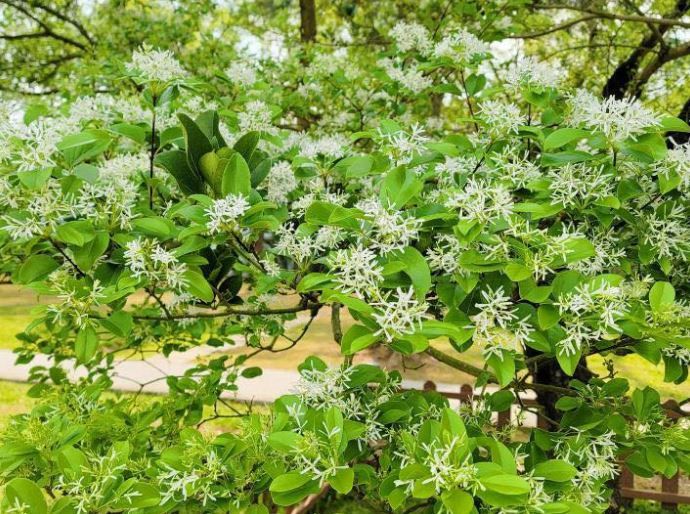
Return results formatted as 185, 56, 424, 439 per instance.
0, 348, 471, 404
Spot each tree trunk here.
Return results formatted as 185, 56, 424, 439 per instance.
527, 351, 594, 425
299, 0, 317, 42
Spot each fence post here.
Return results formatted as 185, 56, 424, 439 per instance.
423, 380, 436, 392
662, 474, 680, 512
497, 408, 511, 429
459, 383, 473, 404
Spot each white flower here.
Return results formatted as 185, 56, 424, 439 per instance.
274, 223, 324, 263
433, 29, 487, 61
379, 58, 432, 94
124, 238, 187, 291
480, 100, 524, 136
266, 161, 297, 204
426, 234, 462, 274
373, 287, 427, 342
358, 200, 421, 254
126, 44, 186, 83
238, 100, 275, 134
329, 245, 383, 298
548, 163, 614, 207
226, 61, 258, 87
298, 134, 349, 159
205, 194, 249, 234
569, 89, 659, 142
471, 286, 531, 359
390, 21, 432, 55
506, 57, 562, 89
444, 178, 513, 223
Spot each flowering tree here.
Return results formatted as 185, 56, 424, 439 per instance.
3, 14, 690, 514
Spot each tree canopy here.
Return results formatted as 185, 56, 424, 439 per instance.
1, 1, 690, 513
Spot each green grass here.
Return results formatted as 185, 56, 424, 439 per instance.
0, 381, 35, 431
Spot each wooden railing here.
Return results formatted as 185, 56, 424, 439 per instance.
417, 380, 690, 510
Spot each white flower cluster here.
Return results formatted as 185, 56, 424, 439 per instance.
126, 44, 186, 83
569, 89, 659, 143
266, 161, 297, 204
394, 436, 479, 496
434, 29, 488, 61
328, 245, 383, 298
556, 431, 618, 508
124, 237, 187, 291
372, 287, 427, 342
555, 283, 629, 356
444, 177, 514, 223
426, 234, 463, 274
480, 100, 524, 136
389, 21, 432, 55
226, 60, 258, 88
238, 100, 275, 134
379, 58, 432, 94
471, 286, 532, 359
358, 198, 421, 254
548, 163, 615, 208
506, 57, 562, 90
205, 194, 249, 234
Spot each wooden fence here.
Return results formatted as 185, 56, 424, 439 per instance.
418, 380, 690, 510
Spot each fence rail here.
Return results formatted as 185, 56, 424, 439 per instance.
417, 380, 689, 510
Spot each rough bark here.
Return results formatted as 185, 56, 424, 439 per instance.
299, 0, 317, 42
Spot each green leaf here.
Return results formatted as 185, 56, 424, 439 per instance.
380, 167, 422, 208
537, 305, 560, 330
661, 116, 690, 133
58, 129, 111, 167
297, 273, 334, 293
534, 460, 577, 482
17, 254, 59, 284
504, 262, 531, 281
328, 468, 354, 494
109, 123, 147, 144
556, 347, 581, 376
2, 478, 47, 514
17, 168, 51, 189
268, 431, 304, 453
100, 311, 133, 337
341, 325, 378, 355
73, 232, 109, 271
233, 131, 261, 162
270, 473, 320, 506
394, 247, 431, 300
178, 113, 213, 175
55, 220, 96, 247
221, 153, 252, 196
183, 270, 214, 302
649, 282, 675, 313
487, 353, 515, 387
75, 326, 98, 364
480, 474, 530, 496
111, 481, 160, 509
544, 128, 590, 150
441, 489, 474, 514
133, 217, 174, 239
155, 149, 205, 195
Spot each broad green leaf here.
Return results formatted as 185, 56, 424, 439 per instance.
533, 460, 577, 482
2, 478, 47, 514
221, 153, 252, 196
17, 254, 59, 284
183, 269, 214, 302
649, 282, 675, 313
